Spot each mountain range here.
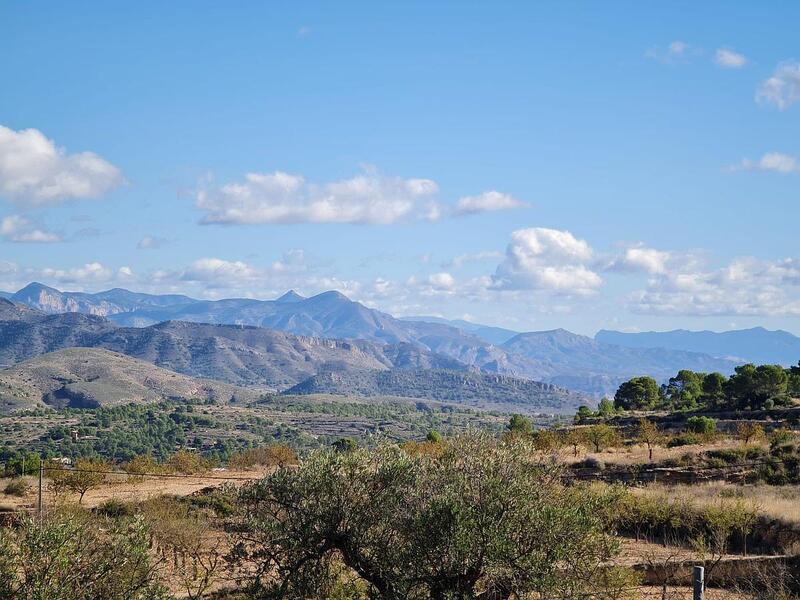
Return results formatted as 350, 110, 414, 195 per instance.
0, 283, 753, 396
596, 328, 800, 366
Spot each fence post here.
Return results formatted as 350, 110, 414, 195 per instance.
693, 565, 704, 600
37, 460, 43, 522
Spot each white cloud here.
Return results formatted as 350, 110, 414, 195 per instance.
137, 236, 168, 250
731, 152, 800, 173
0, 125, 124, 205
427, 272, 456, 291
490, 227, 601, 294
757, 61, 800, 110
714, 48, 747, 68
196, 168, 439, 225
631, 256, 800, 316
454, 191, 527, 216
0, 215, 61, 243
607, 246, 672, 275
40, 262, 116, 284
179, 258, 263, 284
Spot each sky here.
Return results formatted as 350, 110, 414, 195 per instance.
1, 1, 799, 336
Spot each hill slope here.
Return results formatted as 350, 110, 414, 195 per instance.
0, 348, 258, 413
284, 369, 587, 413
0, 302, 465, 389
595, 327, 800, 366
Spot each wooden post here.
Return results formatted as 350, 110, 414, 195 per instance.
693, 565, 704, 600
37, 460, 43, 522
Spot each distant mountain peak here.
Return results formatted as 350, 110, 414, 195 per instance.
276, 290, 305, 303
15, 282, 60, 296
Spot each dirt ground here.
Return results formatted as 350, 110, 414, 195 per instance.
0, 468, 268, 512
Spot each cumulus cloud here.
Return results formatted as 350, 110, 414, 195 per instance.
179, 258, 264, 285
0, 125, 124, 205
631, 256, 800, 316
39, 262, 132, 285
714, 48, 747, 68
196, 168, 439, 225
731, 152, 800, 173
0, 215, 61, 243
757, 61, 800, 110
490, 227, 601, 295
454, 191, 527, 216
607, 246, 673, 275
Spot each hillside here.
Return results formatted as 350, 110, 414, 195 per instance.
0, 303, 465, 389
596, 327, 800, 366
0, 348, 258, 413
283, 369, 588, 413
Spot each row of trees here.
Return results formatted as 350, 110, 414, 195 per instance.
613, 362, 800, 412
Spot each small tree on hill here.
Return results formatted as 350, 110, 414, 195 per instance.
685, 416, 716, 436
507, 414, 533, 437
584, 424, 622, 453
636, 418, 663, 461
48, 458, 109, 504
736, 422, 765, 445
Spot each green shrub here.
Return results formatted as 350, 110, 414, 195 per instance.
685, 416, 716, 435
666, 433, 703, 448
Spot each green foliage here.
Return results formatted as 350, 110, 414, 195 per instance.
663, 370, 705, 410
0, 512, 167, 599
233, 433, 622, 599
507, 413, 533, 436
425, 429, 443, 444
597, 397, 616, 417
666, 433, 703, 448
613, 376, 660, 411
574, 405, 595, 423
726, 363, 790, 410
332, 437, 358, 453
582, 424, 622, 453
684, 415, 716, 435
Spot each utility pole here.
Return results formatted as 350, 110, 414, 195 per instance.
37, 459, 43, 522
693, 565, 704, 600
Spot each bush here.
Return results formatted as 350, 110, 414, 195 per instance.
666, 433, 703, 448
96, 498, 135, 518
228, 444, 298, 470
3, 479, 29, 497
685, 416, 716, 435
0, 512, 167, 599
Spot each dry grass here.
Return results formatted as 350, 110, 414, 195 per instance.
634, 481, 800, 525
560, 437, 764, 467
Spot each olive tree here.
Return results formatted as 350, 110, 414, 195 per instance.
231, 433, 622, 600
0, 512, 167, 600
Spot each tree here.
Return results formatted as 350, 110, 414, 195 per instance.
736, 422, 765, 445
232, 433, 623, 599
636, 418, 662, 461
0, 513, 167, 599
332, 437, 358, 453
614, 377, 660, 411
574, 405, 595, 423
566, 428, 586, 457
507, 413, 533, 436
702, 372, 728, 407
726, 364, 789, 410
597, 397, 616, 418
583, 424, 622, 453
48, 458, 109, 504
664, 370, 704, 410
425, 430, 443, 444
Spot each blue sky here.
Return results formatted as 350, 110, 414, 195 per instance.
1, 1, 799, 335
